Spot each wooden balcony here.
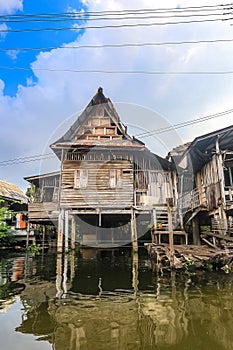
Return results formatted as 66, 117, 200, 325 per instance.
28, 202, 59, 222
179, 186, 206, 213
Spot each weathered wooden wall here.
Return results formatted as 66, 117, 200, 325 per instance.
61, 159, 134, 208
28, 202, 58, 221
198, 154, 225, 211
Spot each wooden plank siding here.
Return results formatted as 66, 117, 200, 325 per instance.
198, 154, 224, 211
60, 159, 134, 209
28, 202, 58, 221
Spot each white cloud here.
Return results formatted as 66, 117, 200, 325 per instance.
6, 50, 19, 61
0, 23, 8, 41
0, 0, 23, 14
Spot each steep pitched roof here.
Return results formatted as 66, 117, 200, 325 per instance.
0, 180, 28, 203
50, 87, 145, 155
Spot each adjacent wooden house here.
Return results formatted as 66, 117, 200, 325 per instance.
172, 125, 233, 243
0, 180, 33, 245
25, 87, 177, 248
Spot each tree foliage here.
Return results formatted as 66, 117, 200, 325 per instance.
0, 199, 15, 245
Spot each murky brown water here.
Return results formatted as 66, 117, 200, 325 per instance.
0, 247, 233, 350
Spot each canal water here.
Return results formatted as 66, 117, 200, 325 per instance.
0, 247, 233, 350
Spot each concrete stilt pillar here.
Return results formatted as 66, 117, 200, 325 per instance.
64, 210, 69, 254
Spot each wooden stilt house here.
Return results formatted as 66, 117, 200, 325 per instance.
172, 125, 233, 245
26, 87, 177, 248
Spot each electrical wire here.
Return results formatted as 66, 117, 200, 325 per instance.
0, 10, 227, 23
0, 153, 54, 165
0, 3, 230, 19
136, 109, 233, 138
2, 37, 233, 52
0, 17, 227, 33
1, 66, 233, 75
1, 108, 233, 166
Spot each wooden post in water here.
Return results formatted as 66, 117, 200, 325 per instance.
151, 208, 157, 243
26, 221, 30, 248
192, 217, 200, 245
167, 198, 174, 267
71, 215, 76, 250
57, 209, 64, 253
131, 210, 138, 252
42, 225, 46, 254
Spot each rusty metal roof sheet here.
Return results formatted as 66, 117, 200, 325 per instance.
0, 180, 28, 203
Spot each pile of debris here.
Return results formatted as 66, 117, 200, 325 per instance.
145, 242, 233, 271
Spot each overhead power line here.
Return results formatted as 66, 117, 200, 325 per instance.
2, 37, 233, 52
0, 10, 227, 23
1, 66, 233, 75
136, 109, 233, 138
0, 17, 227, 33
0, 153, 54, 164
0, 3, 229, 19
0, 153, 55, 167
0, 107, 233, 166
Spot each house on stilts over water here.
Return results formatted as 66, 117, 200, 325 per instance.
169, 125, 233, 248
25, 87, 182, 250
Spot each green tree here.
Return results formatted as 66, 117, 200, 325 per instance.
0, 199, 15, 246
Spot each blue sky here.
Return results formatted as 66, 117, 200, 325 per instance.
1, 0, 233, 190
0, 0, 86, 95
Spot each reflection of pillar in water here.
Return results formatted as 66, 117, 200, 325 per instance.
69, 324, 87, 350
70, 249, 75, 283
62, 254, 68, 296
56, 254, 63, 298
132, 250, 139, 295
71, 215, 76, 250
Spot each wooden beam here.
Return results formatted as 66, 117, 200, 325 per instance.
201, 231, 233, 243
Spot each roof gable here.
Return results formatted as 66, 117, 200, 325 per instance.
51, 87, 144, 151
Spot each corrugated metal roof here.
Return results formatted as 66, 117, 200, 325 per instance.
0, 180, 28, 203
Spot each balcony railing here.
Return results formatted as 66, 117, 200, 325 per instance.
179, 186, 206, 213
225, 186, 233, 204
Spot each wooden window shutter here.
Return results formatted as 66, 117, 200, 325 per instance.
74, 169, 88, 188
109, 169, 122, 188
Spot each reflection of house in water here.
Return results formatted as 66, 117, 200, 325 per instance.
12, 250, 233, 350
